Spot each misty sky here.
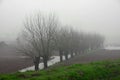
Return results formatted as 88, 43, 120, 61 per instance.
0, 0, 120, 44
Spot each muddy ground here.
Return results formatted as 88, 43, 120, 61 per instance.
0, 49, 120, 73
62, 49, 120, 65
0, 56, 33, 73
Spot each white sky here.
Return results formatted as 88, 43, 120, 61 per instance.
0, 0, 120, 44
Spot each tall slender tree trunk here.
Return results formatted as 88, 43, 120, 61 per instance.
59, 50, 63, 62
34, 56, 40, 71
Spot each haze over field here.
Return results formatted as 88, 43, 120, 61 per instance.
0, 0, 120, 44
1, 0, 120, 75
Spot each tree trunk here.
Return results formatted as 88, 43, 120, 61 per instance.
75, 51, 78, 55
34, 62, 39, 71
70, 51, 73, 58
43, 56, 48, 69
34, 56, 40, 71
59, 50, 63, 62
64, 51, 68, 60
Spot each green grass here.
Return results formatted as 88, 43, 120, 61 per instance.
1, 60, 120, 80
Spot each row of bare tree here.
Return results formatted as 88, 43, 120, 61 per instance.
55, 28, 104, 62
17, 12, 104, 71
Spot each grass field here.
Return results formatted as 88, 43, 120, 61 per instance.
1, 59, 120, 80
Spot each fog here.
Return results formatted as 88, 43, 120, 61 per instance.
0, 0, 120, 44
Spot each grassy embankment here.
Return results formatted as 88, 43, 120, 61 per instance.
1, 59, 120, 80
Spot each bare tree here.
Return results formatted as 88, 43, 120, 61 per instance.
17, 12, 104, 71
18, 12, 59, 70
54, 28, 64, 62
86, 33, 105, 50
55, 27, 75, 61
